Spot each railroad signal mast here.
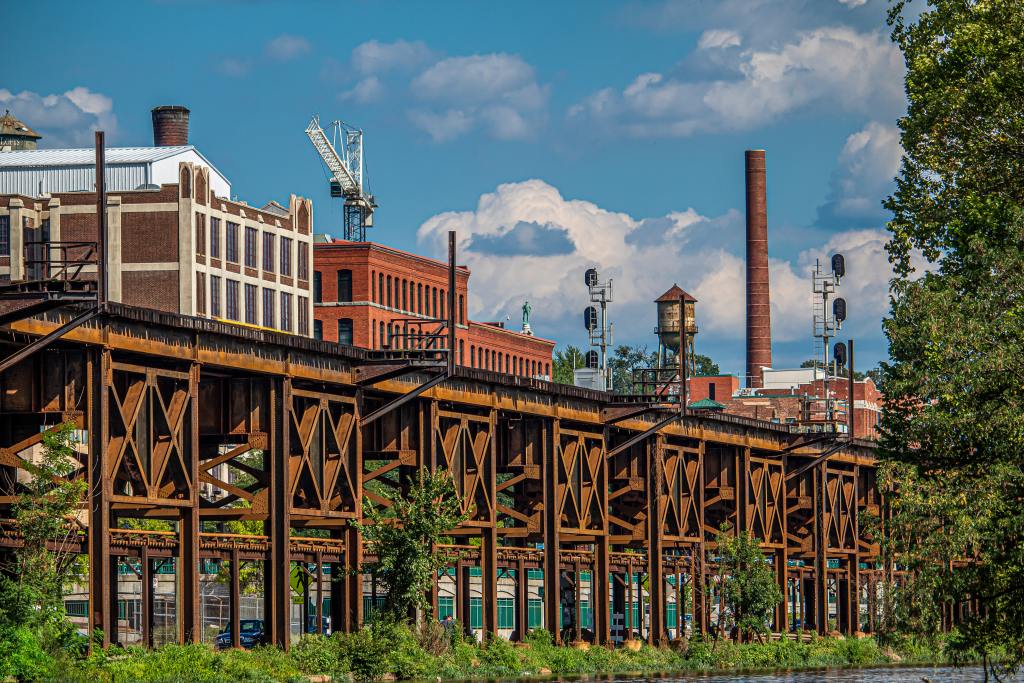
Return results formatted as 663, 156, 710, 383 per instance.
812, 253, 847, 426
305, 115, 377, 242
583, 268, 613, 391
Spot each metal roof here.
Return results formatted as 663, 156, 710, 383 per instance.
0, 146, 195, 167
0, 110, 41, 140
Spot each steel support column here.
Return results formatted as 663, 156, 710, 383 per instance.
88, 348, 115, 648
179, 363, 201, 644
267, 377, 291, 648
543, 418, 561, 642
646, 436, 665, 645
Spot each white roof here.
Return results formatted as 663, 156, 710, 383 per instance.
0, 146, 197, 167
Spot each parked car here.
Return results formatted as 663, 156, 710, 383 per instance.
215, 619, 265, 649
305, 615, 330, 634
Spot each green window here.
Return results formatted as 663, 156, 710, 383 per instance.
65, 600, 88, 617
580, 571, 591, 582
528, 599, 543, 629
497, 598, 515, 629
469, 567, 482, 577
527, 568, 543, 580
666, 602, 677, 628
580, 600, 592, 628
155, 559, 175, 575
438, 596, 454, 620
363, 596, 387, 623
470, 597, 483, 629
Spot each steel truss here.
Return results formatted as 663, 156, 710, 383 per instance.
0, 304, 895, 649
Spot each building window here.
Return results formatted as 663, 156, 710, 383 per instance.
195, 273, 206, 315
497, 598, 515, 630
402, 279, 408, 311
528, 599, 543, 629
440, 290, 446, 320
378, 273, 384, 305
280, 237, 292, 276
438, 596, 455, 621
297, 243, 309, 280
210, 217, 221, 258
280, 292, 292, 331
338, 318, 353, 345
337, 269, 352, 302
709, 382, 717, 401
459, 295, 464, 324
386, 276, 392, 307
470, 597, 483, 630
313, 271, 322, 303
470, 345, 475, 368
379, 321, 385, 348
195, 213, 205, 256
386, 322, 393, 348
531, 360, 537, 377
262, 288, 275, 328
245, 226, 257, 268
210, 275, 221, 317
545, 362, 550, 377
417, 283, 423, 314
432, 288, 437, 318
262, 233, 275, 273
459, 340, 464, 366
225, 279, 239, 320
226, 221, 239, 263
313, 319, 323, 340
298, 296, 309, 336
244, 284, 257, 324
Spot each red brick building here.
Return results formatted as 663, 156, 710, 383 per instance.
313, 239, 555, 378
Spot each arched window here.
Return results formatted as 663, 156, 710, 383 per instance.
431, 288, 438, 319
491, 350, 496, 371
337, 269, 352, 302
417, 283, 423, 314
379, 273, 385, 305
402, 279, 408, 311
459, 294, 465, 324
386, 275, 392, 307
386, 322, 393, 348
379, 321, 385, 348
371, 270, 376, 302
338, 318, 353, 346
459, 340, 464, 366
440, 290, 446, 321
470, 345, 475, 368
545, 363, 550, 377
371, 320, 376, 348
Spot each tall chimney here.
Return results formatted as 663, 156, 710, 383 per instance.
151, 105, 190, 146
745, 149, 772, 388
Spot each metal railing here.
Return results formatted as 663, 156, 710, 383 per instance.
22, 240, 97, 284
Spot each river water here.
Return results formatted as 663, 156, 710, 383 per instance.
612, 666, 1019, 681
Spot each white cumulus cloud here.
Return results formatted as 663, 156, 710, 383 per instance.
416, 180, 904, 367
351, 39, 435, 75
340, 76, 385, 104
698, 29, 742, 50
0, 87, 117, 147
409, 53, 548, 142
817, 121, 903, 227
569, 26, 903, 138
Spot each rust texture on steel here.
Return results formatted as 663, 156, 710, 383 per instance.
0, 301, 885, 650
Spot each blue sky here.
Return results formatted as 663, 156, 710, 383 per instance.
3, 0, 913, 377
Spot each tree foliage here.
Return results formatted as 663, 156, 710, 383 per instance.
880, 0, 1024, 670
0, 422, 87, 646
552, 345, 586, 385
714, 526, 782, 641
355, 470, 469, 621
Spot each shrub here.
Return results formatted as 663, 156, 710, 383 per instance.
290, 633, 337, 675
0, 626, 56, 681
478, 635, 520, 672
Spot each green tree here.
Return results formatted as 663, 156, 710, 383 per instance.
715, 525, 782, 643
355, 470, 469, 622
0, 423, 87, 643
551, 344, 586, 385
693, 353, 720, 376
880, 0, 1024, 670
609, 344, 658, 394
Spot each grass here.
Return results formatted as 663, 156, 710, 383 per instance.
3, 622, 951, 683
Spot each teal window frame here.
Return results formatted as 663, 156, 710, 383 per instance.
65, 600, 88, 617
528, 599, 543, 629
497, 598, 515, 629
470, 597, 483, 629
438, 596, 455, 621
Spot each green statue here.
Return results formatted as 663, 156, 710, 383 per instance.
522, 300, 532, 327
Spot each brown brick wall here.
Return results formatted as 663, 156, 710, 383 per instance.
61, 212, 98, 243
121, 210, 178, 263
122, 270, 179, 313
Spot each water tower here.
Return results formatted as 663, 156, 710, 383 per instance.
654, 284, 698, 376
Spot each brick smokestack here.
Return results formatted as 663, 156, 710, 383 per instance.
745, 149, 771, 388
151, 105, 190, 146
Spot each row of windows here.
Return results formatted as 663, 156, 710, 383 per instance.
470, 345, 550, 378
195, 213, 308, 280
312, 267, 466, 325
196, 272, 308, 335
314, 316, 549, 377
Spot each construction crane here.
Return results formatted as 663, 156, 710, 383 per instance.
305, 115, 377, 242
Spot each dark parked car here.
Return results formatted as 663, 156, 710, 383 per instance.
305, 615, 330, 634
215, 619, 265, 649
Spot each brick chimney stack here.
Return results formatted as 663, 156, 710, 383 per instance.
151, 105, 190, 146
745, 149, 772, 388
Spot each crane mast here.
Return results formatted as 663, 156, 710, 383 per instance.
305, 114, 377, 242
